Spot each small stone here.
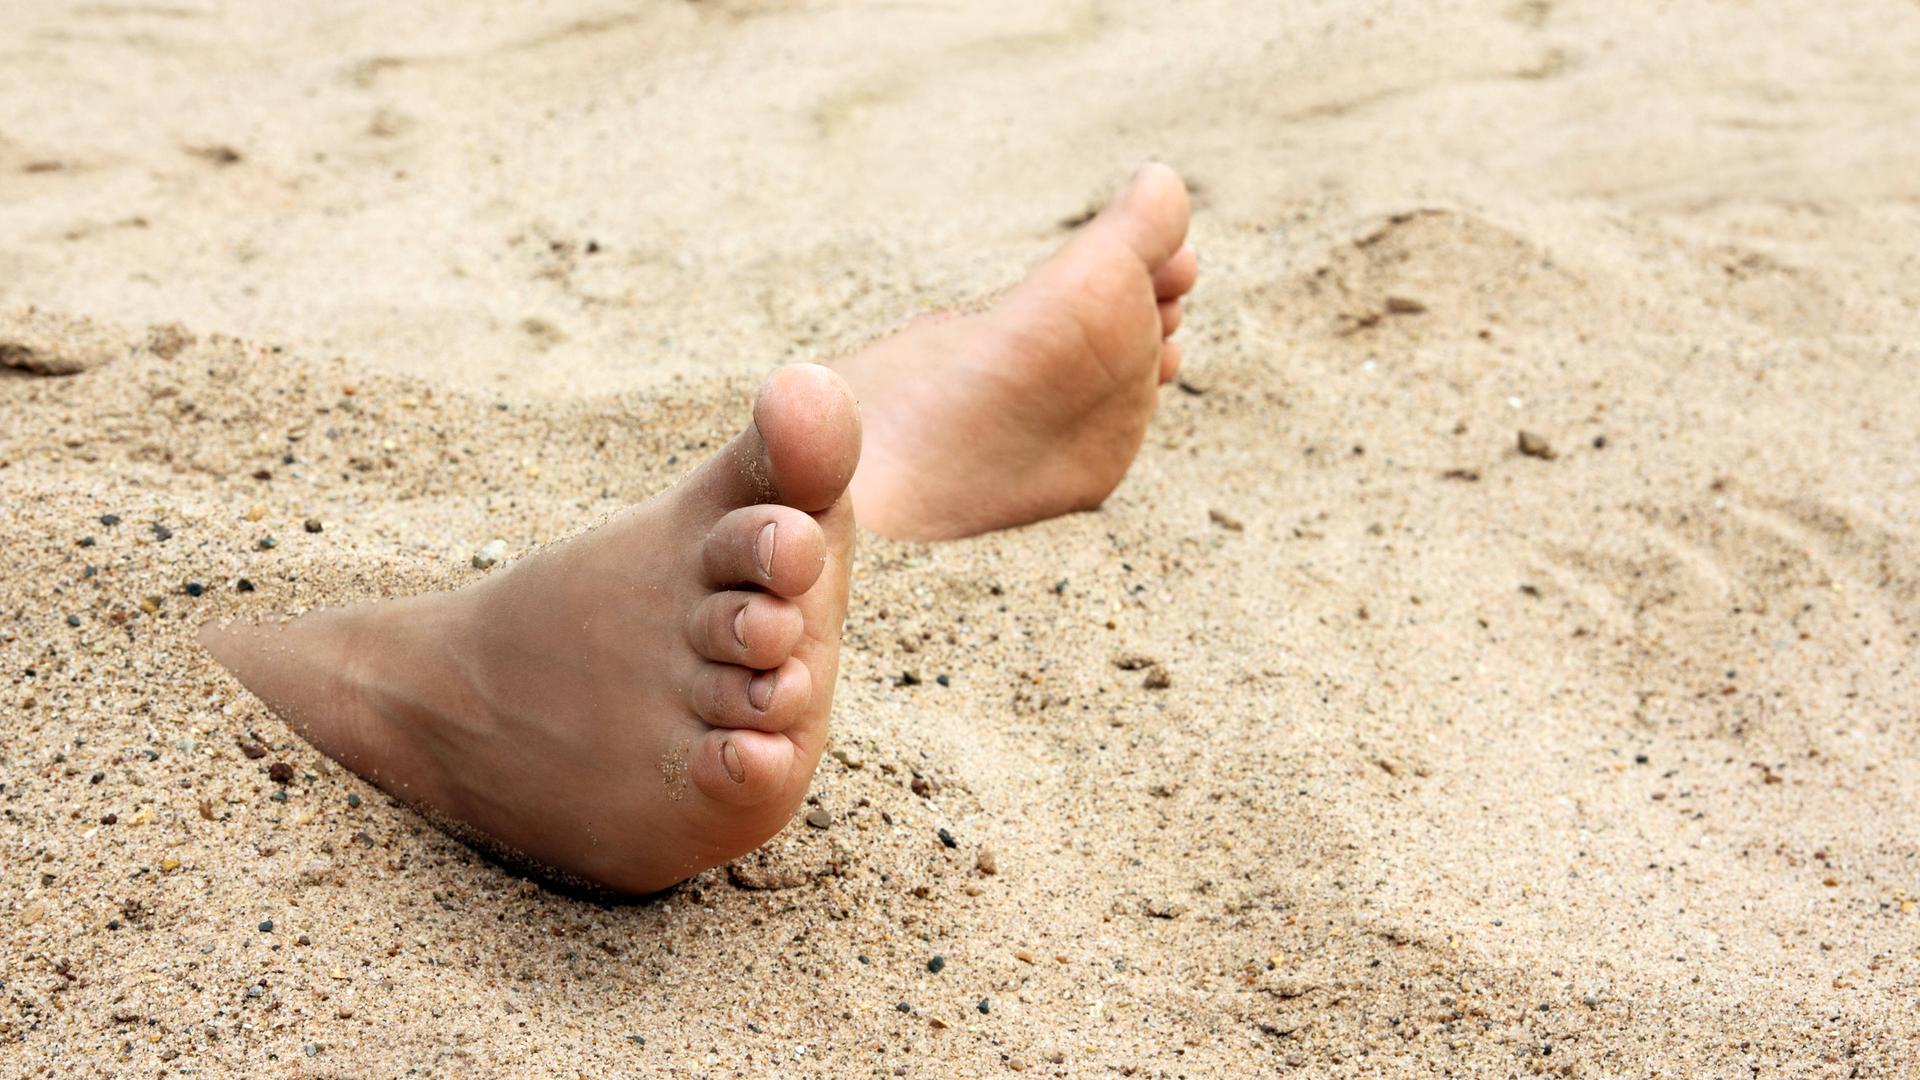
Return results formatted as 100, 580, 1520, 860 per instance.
160, 857, 180, 872
259, 919, 274, 933
472, 538, 508, 569
1517, 430, 1557, 460
1385, 295, 1428, 314
805, 809, 831, 829
895, 1001, 913, 1013
256, 535, 276, 550
976, 848, 999, 875
977, 997, 991, 1014
66, 614, 82, 627
269, 789, 288, 803
927, 955, 945, 974
77, 535, 96, 547
185, 581, 205, 597
937, 827, 957, 849
243, 504, 266, 522
1208, 509, 1245, 532
139, 596, 161, 615
303, 518, 323, 533
1142, 665, 1172, 690
936, 674, 950, 687
346, 793, 361, 808
830, 748, 864, 770
268, 761, 295, 784
235, 578, 255, 592
99, 513, 121, 526
911, 776, 935, 798
101, 813, 118, 825
151, 523, 173, 541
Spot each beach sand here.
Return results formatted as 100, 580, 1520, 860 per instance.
4, 1, 1919, 1074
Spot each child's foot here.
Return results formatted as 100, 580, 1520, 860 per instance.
835, 163, 1196, 540
200, 365, 860, 895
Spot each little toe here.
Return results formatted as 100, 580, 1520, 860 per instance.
688, 591, 803, 668
703, 505, 827, 597
1158, 340, 1183, 385
1153, 245, 1198, 300
690, 657, 812, 732
692, 728, 797, 807
1158, 299, 1183, 337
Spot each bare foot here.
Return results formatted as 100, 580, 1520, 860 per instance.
200, 365, 860, 895
835, 163, 1196, 540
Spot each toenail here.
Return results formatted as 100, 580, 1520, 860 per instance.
733, 605, 748, 648
748, 671, 776, 711
721, 739, 746, 784
755, 522, 776, 579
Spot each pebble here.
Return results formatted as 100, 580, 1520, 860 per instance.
347, 793, 361, 808
977, 997, 991, 1014
257, 535, 276, 550
66, 614, 81, 627
1517, 430, 1557, 460
936, 674, 950, 687
259, 919, 274, 933
937, 827, 957, 849
805, 809, 831, 829
1143, 665, 1172, 690
895, 1001, 913, 1014
99, 513, 120, 526
1208, 508, 1245, 532
927, 955, 945, 974
151, 524, 173, 541
185, 581, 205, 597
268, 762, 294, 784
101, 813, 118, 825
303, 518, 323, 533
244, 504, 266, 522
472, 538, 508, 569
976, 848, 998, 875
236, 578, 255, 592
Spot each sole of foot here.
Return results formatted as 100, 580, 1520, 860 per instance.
200, 364, 861, 895
836, 162, 1196, 541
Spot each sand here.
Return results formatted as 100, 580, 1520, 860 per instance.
4, 0, 1919, 1075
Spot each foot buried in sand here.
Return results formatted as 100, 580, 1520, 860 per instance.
836, 162, 1196, 540
201, 365, 859, 895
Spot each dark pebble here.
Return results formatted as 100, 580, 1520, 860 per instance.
185, 581, 205, 597
1592, 435, 1608, 449
346, 793, 361, 808
937, 827, 957, 849
628, 1034, 645, 1047
896, 671, 921, 687
151, 524, 172, 541
66, 614, 82, 627
259, 919, 274, 933
303, 519, 323, 534
100, 513, 121, 527
805, 809, 831, 829
858, 954, 870, 965
107, 919, 120, 930
90, 772, 104, 784
257, 535, 276, 550
101, 813, 118, 825
927, 955, 945, 974
269, 789, 288, 803
895, 1002, 913, 1013
77, 536, 95, 548
977, 998, 991, 1015
268, 761, 295, 784
235, 578, 255, 592
1634, 754, 1649, 765
936, 674, 950, 687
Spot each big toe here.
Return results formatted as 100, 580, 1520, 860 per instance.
691, 364, 862, 513
1096, 162, 1191, 270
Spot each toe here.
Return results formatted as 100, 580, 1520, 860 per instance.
687, 591, 804, 668
1158, 340, 1183, 385
1158, 299, 1183, 337
690, 657, 812, 732
1099, 162, 1191, 269
687, 364, 862, 514
1153, 245, 1198, 300
703, 505, 827, 597
692, 728, 796, 806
